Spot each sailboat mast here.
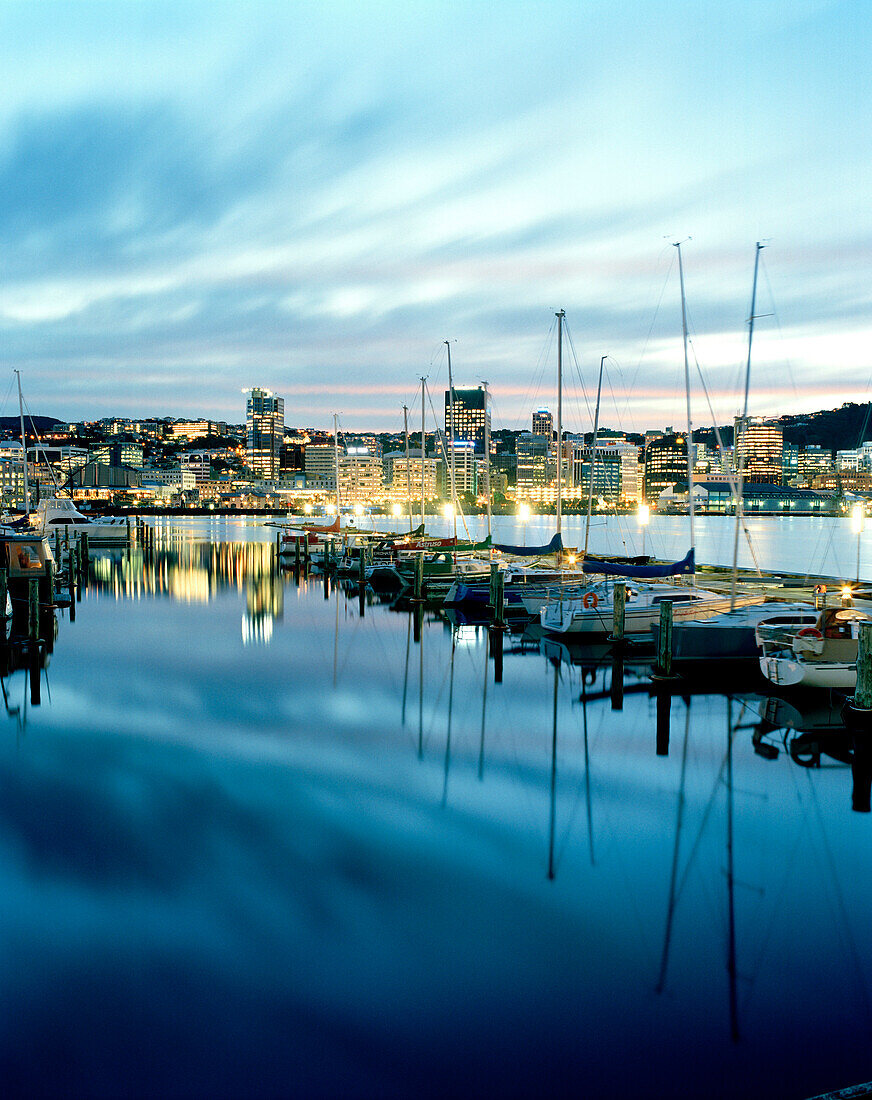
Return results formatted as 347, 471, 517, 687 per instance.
555, 310, 564, 541
445, 341, 457, 542
481, 380, 492, 538
15, 371, 30, 516
333, 412, 341, 514
420, 377, 426, 526
674, 243, 695, 557
403, 404, 413, 533
583, 355, 606, 560
730, 242, 764, 609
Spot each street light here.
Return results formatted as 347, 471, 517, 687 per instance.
637, 502, 650, 557
518, 502, 531, 546
852, 502, 865, 583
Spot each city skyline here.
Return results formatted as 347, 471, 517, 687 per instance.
0, 2, 869, 432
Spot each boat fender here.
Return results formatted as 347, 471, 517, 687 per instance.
582, 592, 598, 610
796, 627, 823, 639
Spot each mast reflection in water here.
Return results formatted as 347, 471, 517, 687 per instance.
0, 521, 870, 1100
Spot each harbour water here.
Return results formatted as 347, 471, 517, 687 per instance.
1, 516, 871, 1098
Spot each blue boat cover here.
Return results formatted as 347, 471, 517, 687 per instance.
581, 547, 695, 578
493, 532, 563, 557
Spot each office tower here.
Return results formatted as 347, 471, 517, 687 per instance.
532, 408, 553, 438
444, 386, 489, 454
246, 388, 284, 478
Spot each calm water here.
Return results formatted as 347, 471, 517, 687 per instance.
1, 517, 871, 1098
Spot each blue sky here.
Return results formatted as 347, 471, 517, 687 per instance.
0, 0, 869, 434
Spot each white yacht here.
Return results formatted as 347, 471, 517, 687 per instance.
29, 497, 130, 543
539, 579, 729, 639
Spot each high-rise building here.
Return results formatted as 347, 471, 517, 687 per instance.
532, 408, 553, 438
246, 388, 284, 478
516, 432, 549, 496
735, 417, 783, 484
444, 387, 489, 454
644, 434, 688, 503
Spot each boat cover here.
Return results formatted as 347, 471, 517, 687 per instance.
493, 533, 563, 557
582, 547, 695, 578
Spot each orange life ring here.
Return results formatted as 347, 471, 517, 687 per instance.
796, 627, 823, 639
582, 592, 599, 610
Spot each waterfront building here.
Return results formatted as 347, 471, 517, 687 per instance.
735, 417, 783, 483
516, 432, 549, 497
797, 445, 834, 486
782, 441, 799, 480
382, 450, 439, 502
569, 445, 621, 503
441, 441, 479, 497
338, 455, 383, 503
695, 480, 837, 514
246, 389, 284, 478
644, 433, 688, 503
532, 408, 553, 438
444, 386, 489, 454
304, 443, 342, 489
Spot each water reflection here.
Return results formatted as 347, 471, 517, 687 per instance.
2, 531, 871, 1098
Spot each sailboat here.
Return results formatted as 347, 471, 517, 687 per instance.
654, 243, 817, 667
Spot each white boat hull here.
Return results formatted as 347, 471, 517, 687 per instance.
759, 655, 856, 689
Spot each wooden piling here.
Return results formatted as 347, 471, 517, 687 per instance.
855, 621, 872, 710
29, 643, 40, 706
493, 569, 505, 629
490, 626, 503, 684
610, 653, 624, 711
611, 582, 626, 642
655, 600, 674, 678
0, 568, 7, 622
413, 552, 424, 601
358, 542, 366, 586
656, 688, 671, 756
69, 551, 78, 616
28, 579, 39, 640
294, 537, 301, 577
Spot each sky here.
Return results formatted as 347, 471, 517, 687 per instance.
0, 0, 870, 435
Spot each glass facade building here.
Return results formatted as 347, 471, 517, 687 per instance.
246, 388, 284, 478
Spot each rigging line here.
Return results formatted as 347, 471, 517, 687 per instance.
760, 255, 798, 399
21, 393, 62, 493
619, 246, 676, 426
804, 770, 872, 1017
515, 316, 558, 433
424, 380, 471, 541
688, 339, 763, 577
0, 374, 15, 419
562, 316, 592, 427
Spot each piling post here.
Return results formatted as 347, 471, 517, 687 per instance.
358, 542, 366, 587
0, 568, 6, 625
413, 552, 424, 601
64, 525, 69, 560
413, 603, 422, 644
28, 579, 39, 640
54, 528, 61, 561
69, 553, 77, 620
610, 653, 624, 711
610, 582, 626, 643
126, 516, 131, 544
40, 559, 55, 609
856, 621, 872, 710
490, 626, 504, 684
654, 600, 674, 678
489, 562, 498, 611
29, 643, 40, 706
844, 620, 872, 737
656, 688, 671, 756
294, 537, 301, 578
493, 569, 505, 630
